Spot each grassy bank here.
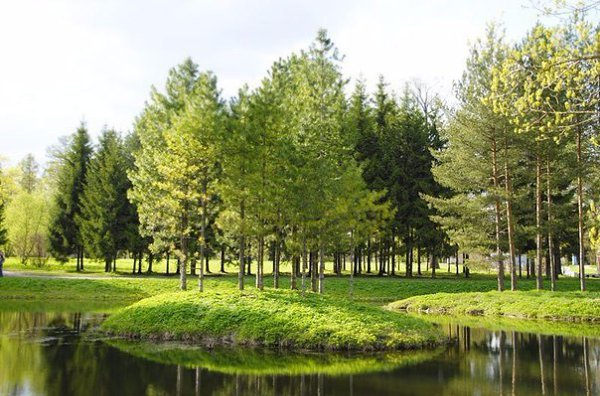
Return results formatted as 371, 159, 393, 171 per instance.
102, 289, 443, 350
389, 291, 600, 322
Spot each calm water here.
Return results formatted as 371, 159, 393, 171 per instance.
1, 311, 599, 396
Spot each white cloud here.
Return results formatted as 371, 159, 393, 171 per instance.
0, 0, 556, 166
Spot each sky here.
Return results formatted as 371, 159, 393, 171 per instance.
0, 0, 566, 167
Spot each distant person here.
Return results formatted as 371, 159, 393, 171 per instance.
0, 251, 4, 277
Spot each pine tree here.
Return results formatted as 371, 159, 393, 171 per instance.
48, 122, 92, 269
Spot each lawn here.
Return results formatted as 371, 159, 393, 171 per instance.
101, 289, 444, 350
389, 290, 600, 322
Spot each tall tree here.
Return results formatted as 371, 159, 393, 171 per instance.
48, 123, 92, 269
130, 59, 223, 291
18, 154, 39, 194
79, 129, 132, 272
430, 26, 512, 290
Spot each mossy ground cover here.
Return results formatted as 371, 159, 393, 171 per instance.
389, 290, 600, 322
101, 289, 444, 350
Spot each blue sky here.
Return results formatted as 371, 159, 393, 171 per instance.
0, 0, 567, 166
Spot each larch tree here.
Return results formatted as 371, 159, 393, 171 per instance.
130, 59, 223, 291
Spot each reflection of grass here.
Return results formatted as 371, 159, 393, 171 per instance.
102, 289, 443, 350
419, 313, 600, 339
107, 339, 442, 376
390, 291, 600, 322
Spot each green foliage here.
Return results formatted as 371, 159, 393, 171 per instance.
390, 290, 600, 321
102, 289, 443, 350
79, 129, 133, 270
129, 59, 224, 289
0, 166, 8, 247
5, 190, 49, 264
48, 123, 93, 261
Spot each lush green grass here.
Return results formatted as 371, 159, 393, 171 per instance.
102, 289, 443, 350
0, 276, 176, 302
2, 272, 599, 304
389, 290, 600, 322
108, 340, 442, 375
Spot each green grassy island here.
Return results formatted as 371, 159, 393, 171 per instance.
102, 289, 444, 351
389, 290, 600, 322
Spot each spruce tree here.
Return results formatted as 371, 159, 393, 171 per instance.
48, 122, 92, 269
79, 129, 131, 272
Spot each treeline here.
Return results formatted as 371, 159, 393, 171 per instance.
1, 14, 599, 294
431, 17, 600, 292
0, 31, 449, 291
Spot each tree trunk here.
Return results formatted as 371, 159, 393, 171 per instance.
417, 246, 422, 275
577, 129, 586, 291
238, 200, 245, 291
349, 232, 355, 299
391, 233, 396, 275
318, 245, 325, 294
536, 148, 543, 290
504, 140, 517, 291
273, 237, 280, 289
291, 255, 298, 290
256, 236, 264, 291
199, 178, 207, 292
190, 257, 196, 276
456, 250, 459, 275
220, 246, 226, 273
546, 161, 555, 291
492, 136, 504, 291
301, 239, 308, 296
147, 253, 153, 274
179, 229, 188, 291
166, 252, 170, 275
367, 238, 372, 273
311, 250, 317, 292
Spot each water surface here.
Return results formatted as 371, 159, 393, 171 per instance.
1, 311, 598, 395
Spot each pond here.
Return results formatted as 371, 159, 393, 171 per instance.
1, 310, 598, 395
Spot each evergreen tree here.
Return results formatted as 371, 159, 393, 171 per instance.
18, 154, 39, 193
79, 129, 132, 272
48, 122, 92, 269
